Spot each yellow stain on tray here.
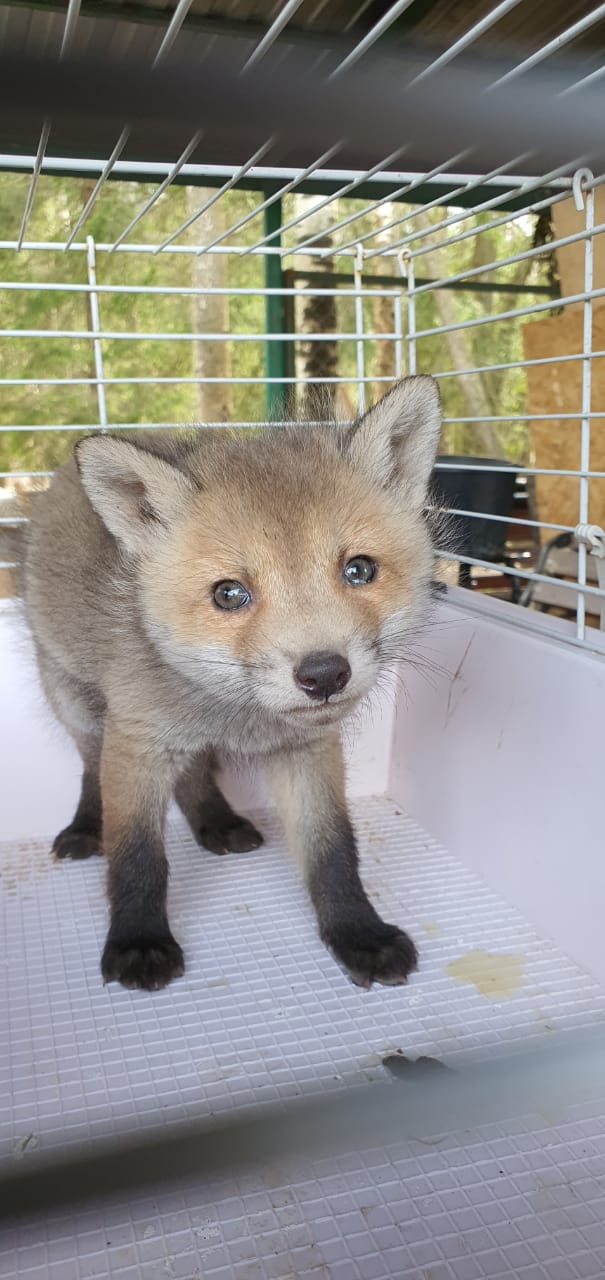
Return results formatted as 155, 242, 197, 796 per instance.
421, 921, 442, 939
446, 950, 524, 998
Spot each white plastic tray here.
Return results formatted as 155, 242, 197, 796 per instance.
3, 798, 605, 1279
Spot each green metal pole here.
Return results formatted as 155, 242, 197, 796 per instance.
263, 195, 287, 420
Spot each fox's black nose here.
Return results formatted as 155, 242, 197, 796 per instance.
294, 652, 351, 701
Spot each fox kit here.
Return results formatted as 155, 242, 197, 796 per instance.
20, 377, 440, 992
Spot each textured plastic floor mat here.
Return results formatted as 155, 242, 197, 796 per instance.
2, 797, 605, 1279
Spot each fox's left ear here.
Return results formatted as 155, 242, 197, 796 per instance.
75, 435, 196, 558
347, 376, 441, 509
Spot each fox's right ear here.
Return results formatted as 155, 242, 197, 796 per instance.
75, 436, 195, 557
347, 376, 441, 511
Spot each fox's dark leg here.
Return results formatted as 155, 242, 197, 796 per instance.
53, 739, 103, 860
34, 654, 105, 860
265, 733, 417, 989
175, 751, 263, 856
100, 718, 183, 991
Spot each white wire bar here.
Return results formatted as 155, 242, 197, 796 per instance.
243, 146, 410, 256
0, 432, 603, 477
98, 0, 332, 256
561, 63, 605, 95
577, 177, 595, 639
303, 0, 331, 27
1, 238, 299, 257
152, 0, 195, 67
343, 0, 376, 30
0, 376, 400, 389
1, 389, 603, 409
0, 282, 400, 298
431, 350, 605, 381
441, 413, 605, 422
408, 0, 525, 86
0, 421, 355, 433
14, 0, 203, 262
196, 144, 344, 257
86, 236, 107, 431
489, 4, 605, 90
0, 373, 393, 384
365, 161, 580, 260
411, 284, 605, 342
6, 155, 571, 190
65, 128, 130, 249
329, 0, 417, 78
241, 0, 308, 72
434, 463, 605, 478
64, 0, 195, 250
433, 551, 605, 603
60, 0, 82, 57
411, 221, 605, 296
430, 506, 576, 535
0, 328, 398, 343
404, 171, 605, 264
16, 0, 81, 247
153, 140, 275, 253
17, 123, 51, 252
336, 154, 531, 259
0, 471, 53, 479
295, 150, 473, 258
110, 132, 204, 251
405, 254, 416, 375
388, 186, 572, 260
17, 0, 197, 252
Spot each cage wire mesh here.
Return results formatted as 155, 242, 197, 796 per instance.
0, 0, 605, 653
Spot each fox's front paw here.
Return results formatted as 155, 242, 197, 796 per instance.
53, 825, 102, 859
101, 933, 184, 990
325, 918, 418, 989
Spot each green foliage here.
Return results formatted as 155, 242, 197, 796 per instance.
0, 173, 553, 481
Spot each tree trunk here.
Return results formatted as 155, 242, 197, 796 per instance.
420, 214, 542, 456
425, 239, 501, 456
187, 188, 231, 424
299, 234, 338, 421
371, 203, 397, 401
372, 290, 397, 395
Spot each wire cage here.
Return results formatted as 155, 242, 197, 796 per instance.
2, 3, 605, 1280
2, 163, 604, 638
1, 138, 604, 637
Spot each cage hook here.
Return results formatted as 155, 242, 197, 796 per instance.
572, 168, 595, 212
396, 248, 411, 279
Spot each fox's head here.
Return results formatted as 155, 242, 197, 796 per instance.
76, 378, 441, 734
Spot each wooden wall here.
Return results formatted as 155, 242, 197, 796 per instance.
522, 190, 605, 538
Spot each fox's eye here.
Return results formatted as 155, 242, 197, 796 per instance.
343, 556, 377, 586
213, 580, 250, 611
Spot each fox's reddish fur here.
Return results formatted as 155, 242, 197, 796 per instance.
20, 378, 441, 991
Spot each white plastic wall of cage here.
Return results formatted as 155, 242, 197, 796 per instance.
0, 9, 605, 652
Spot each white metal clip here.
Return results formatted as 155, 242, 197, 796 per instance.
575, 524, 605, 629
